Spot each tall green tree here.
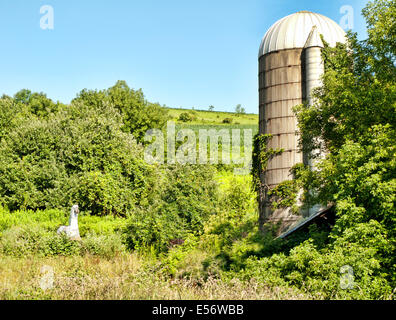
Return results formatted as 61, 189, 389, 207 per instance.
291, 0, 395, 285
295, 0, 395, 156
0, 101, 157, 215
14, 89, 59, 118
73, 81, 169, 143
235, 104, 246, 115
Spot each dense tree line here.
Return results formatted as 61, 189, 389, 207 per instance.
0, 81, 219, 250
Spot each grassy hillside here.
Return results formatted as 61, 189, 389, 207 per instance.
166, 107, 258, 126
167, 108, 259, 143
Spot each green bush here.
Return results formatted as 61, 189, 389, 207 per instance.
233, 220, 394, 300
13, 89, 60, 118
178, 111, 197, 123
124, 206, 188, 253
0, 96, 25, 142
0, 206, 128, 237
0, 102, 156, 215
80, 232, 126, 258
0, 225, 82, 257
161, 234, 218, 280
73, 81, 169, 144
222, 118, 233, 124
179, 112, 194, 122
158, 172, 260, 275
124, 164, 220, 253
240, 235, 392, 300
0, 224, 126, 258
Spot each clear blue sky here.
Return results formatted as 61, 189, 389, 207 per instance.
0, 0, 370, 113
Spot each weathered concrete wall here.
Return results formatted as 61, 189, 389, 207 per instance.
258, 48, 304, 232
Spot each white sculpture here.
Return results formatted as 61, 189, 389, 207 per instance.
57, 205, 81, 240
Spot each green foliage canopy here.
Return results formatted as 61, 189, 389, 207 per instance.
73, 80, 169, 143
0, 100, 156, 215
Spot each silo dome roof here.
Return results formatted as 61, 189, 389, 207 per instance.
259, 11, 346, 57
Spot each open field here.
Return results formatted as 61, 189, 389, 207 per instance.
167, 108, 259, 152
166, 107, 258, 126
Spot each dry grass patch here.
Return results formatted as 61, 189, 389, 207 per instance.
0, 254, 310, 300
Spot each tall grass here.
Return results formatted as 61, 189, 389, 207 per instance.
0, 206, 127, 258
0, 206, 127, 236
0, 254, 309, 300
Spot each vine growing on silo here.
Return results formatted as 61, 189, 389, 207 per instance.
251, 134, 303, 214
251, 133, 283, 196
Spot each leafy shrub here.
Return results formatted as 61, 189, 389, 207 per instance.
0, 225, 82, 257
0, 102, 156, 215
178, 112, 197, 123
232, 219, 394, 300
0, 96, 26, 142
178, 112, 192, 122
222, 118, 233, 124
124, 207, 188, 253
0, 224, 126, 258
13, 89, 60, 118
158, 172, 260, 274
74, 171, 140, 217
0, 206, 127, 237
73, 81, 169, 143
216, 172, 256, 212
124, 165, 219, 253
162, 234, 217, 280
80, 232, 126, 258
240, 235, 393, 300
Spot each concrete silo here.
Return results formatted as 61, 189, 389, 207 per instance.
258, 11, 346, 232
